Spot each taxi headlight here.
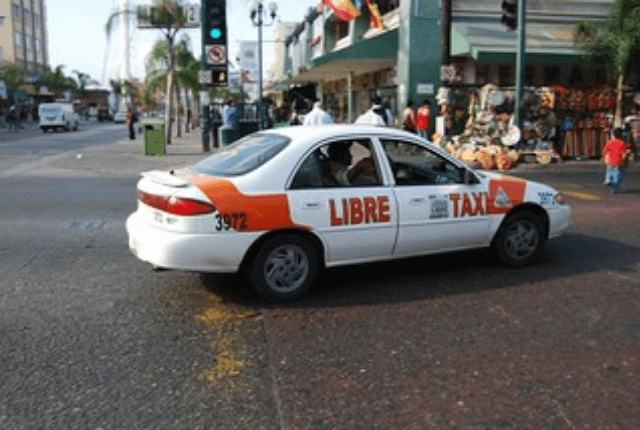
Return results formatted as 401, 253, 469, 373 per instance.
554, 193, 568, 205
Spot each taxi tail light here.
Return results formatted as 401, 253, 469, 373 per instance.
137, 190, 216, 215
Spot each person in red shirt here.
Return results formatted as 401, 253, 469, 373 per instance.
603, 128, 630, 193
416, 99, 431, 139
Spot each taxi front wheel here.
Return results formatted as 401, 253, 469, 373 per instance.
246, 234, 319, 302
492, 211, 546, 267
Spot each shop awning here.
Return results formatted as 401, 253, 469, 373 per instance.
451, 21, 583, 64
285, 29, 398, 84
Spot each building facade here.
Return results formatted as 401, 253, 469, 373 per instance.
0, 0, 49, 79
271, 0, 617, 124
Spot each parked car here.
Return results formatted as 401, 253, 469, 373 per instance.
126, 125, 571, 301
113, 110, 127, 124
39, 103, 79, 132
97, 108, 112, 122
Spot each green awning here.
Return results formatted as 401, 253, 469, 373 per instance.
451, 21, 583, 64
286, 29, 398, 84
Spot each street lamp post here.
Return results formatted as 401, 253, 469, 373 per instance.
250, 0, 278, 130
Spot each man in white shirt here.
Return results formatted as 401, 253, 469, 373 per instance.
303, 101, 334, 125
355, 96, 392, 126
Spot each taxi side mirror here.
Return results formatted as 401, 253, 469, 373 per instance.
463, 169, 479, 185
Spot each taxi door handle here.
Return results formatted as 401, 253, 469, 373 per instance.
302, 201, 322, 209
409, 196, 425, 205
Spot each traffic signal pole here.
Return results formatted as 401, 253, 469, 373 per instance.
514, 0, 526, 129
201, 3, 211, 152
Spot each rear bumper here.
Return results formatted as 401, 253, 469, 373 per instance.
126, 212, 258, 272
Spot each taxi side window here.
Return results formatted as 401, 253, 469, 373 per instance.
289, 150, 325, 189
381, 139, 463, 186
290, 139, 381, 189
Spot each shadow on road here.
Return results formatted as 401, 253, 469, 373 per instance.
199, 233, 640, 308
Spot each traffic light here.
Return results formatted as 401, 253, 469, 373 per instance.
501, 0, 517, 30
203, 0, 227, 45
211, 67, 228, 87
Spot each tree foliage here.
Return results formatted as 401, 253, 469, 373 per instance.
575, 0, 640, 124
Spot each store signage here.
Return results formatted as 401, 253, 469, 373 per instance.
417, 83, 434, 95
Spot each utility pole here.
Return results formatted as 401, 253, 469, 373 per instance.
514, 0, 526, 129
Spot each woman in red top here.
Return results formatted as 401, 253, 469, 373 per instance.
416, 99, 431, 139
603, 128, 629, 193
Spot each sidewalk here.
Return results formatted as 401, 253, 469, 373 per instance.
48, 127, 213, 177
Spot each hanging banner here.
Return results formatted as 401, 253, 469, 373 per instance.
239, 41, 258, 82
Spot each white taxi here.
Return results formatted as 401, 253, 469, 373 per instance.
126, 125, 570, 301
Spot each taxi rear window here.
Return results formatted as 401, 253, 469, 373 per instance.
191, 133, 290, 176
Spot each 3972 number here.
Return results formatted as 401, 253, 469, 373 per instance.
215, 212, 247, 231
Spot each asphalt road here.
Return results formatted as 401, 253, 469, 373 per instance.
1, 126, 639, 429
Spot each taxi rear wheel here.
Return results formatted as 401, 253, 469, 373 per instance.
492, 211, 545, 267
247, 234, 319, 302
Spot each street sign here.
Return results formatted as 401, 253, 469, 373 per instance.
206, 45, 226, 66
210, 68, 228, 87
200, 90, 210, 105
137, 4, 200, 29
185, 4, 199, 26
198, 70, 212, 85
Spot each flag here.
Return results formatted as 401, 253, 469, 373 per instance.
365, 0, 382, 29
323, 0, 360, 21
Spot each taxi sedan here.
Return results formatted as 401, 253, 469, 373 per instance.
126, 125, 570, 301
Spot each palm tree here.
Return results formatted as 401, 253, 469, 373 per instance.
106, 0, 188, 145
146, 34, 200, 136
42, 65, 77, 101
575, 0, 640, 126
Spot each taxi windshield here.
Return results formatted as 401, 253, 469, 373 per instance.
191, 133, 290, 176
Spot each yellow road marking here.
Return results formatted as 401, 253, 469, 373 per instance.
561, 189, 601, 201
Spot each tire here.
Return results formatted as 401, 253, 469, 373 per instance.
246, 234, 319, 302
42, 127, 47, 133
492, 211, 546, 267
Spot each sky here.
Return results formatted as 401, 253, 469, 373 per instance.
46, 0, 317, 89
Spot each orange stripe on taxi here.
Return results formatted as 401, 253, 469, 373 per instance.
186, 175, 310, 232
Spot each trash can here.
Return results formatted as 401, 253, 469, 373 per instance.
218, 125, 238, 146
142, 120, 166, 155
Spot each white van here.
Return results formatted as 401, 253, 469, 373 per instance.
39, 103, 79, 132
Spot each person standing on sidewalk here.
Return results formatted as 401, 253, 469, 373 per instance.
126, 106, 136, 140
416, 99, 432, 139
603, 128, 631, 193
401, 100, 416, 133
303, 101, 333, 125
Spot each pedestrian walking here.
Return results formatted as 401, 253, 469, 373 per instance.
126, 106, 136, 140
603, 128, 631, 193
402, 100, 416, 133
303, 101, 333, 125
355, 96, 392, 126
7, 106, 17, 131
416, 99, 432, 139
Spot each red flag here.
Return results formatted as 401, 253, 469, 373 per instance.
365, 0, 382, 28
323, 0, 360, 21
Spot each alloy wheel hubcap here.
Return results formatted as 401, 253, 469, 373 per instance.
504, 220, 539, 261
264, 244, 309, 293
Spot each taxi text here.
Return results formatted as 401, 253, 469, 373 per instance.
449, 192, 488, 217
329, 196, 391, 226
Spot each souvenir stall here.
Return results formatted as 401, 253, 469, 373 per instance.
556, 86, 616, 159
435, 83, 618, 170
